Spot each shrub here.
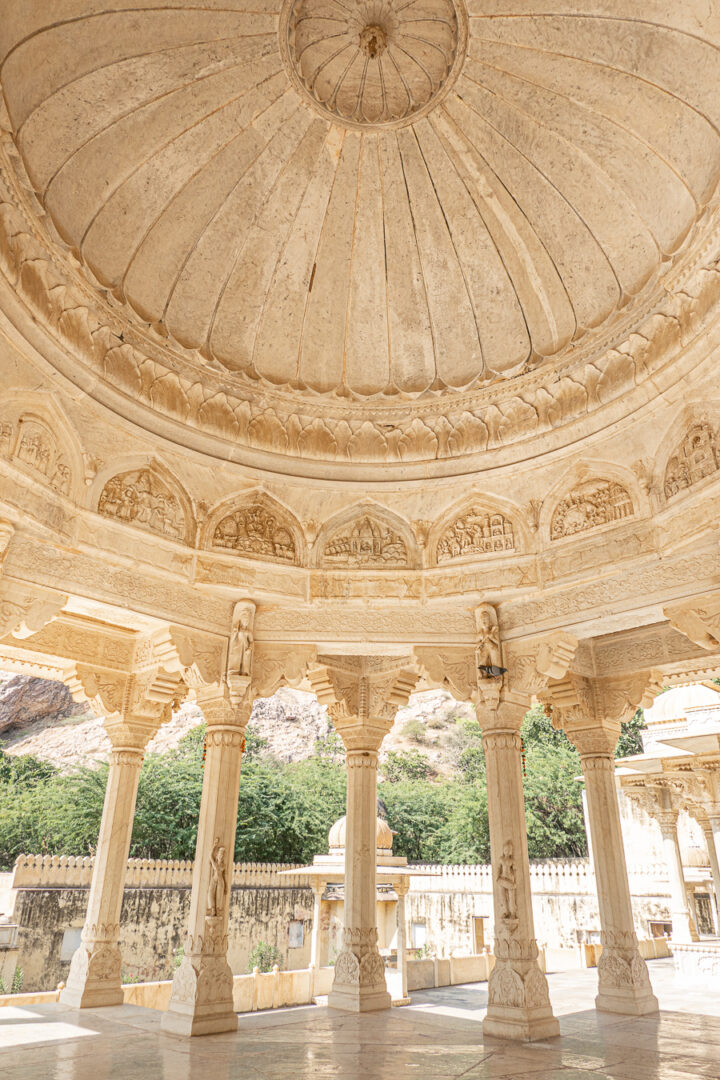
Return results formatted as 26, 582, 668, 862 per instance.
382, 750, 433, 783
247, 942, 282, 973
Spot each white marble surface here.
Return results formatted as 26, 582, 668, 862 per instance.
1, 959, 719, 1079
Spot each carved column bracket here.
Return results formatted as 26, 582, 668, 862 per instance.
664, 594, 720, 651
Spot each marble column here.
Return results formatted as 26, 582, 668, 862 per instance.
479, 702, 559, 1041
162, 691, 248, 1036
701, 818, 720, 933
577, 747, 657, 1014
329, 742, 390, 1013
657, 812, 699, 944
395, 880, 409, 1002
310, 880, 326, 991
61, 723, 148, 1008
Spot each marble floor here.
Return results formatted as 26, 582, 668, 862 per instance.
1, 959, 718, 1080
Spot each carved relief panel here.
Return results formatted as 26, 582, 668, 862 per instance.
1, 415, 72, 494
436, 509, 515, 563
664, 423, 720, 499
321, 515, 408, 568
98, 468, 186, 540
212, 503, 298, 564
550, 480, 633, 539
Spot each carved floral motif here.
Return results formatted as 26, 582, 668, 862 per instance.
437, 510, 515, 563
664, 423, 720, 499
322, 516, 408, 568
98, 469, 185, 540
212, 504, 297, 563
550, 480, 633, 540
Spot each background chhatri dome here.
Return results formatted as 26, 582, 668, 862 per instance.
1, 2, 720, 401
329, 815, 394, 853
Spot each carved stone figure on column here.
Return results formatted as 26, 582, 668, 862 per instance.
476, 605, 502, 676
206, 839, 227, 917
229, 604, 254, 678
497, 842, 518, 920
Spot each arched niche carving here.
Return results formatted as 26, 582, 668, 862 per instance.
549, 478, 634, 541
313, 505, 418, 569
95, 462, 194, 544
207, 493, 304, 566
430, 499, 522, 566
0, 397, 82, 499
663, 421, 720, 500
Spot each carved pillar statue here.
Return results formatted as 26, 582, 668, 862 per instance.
417, 608, 577, 1041
308, 655, 417, 1012
656, 809, 699, 944
162, 687, 250, 1036
61, 648, 182, 1009
570, 729, 658, 1015
478, 697, 560, 1041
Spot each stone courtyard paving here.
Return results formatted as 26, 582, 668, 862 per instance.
0, 959, 718, 1079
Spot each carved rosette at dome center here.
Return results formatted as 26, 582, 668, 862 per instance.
283, 0, 462, 126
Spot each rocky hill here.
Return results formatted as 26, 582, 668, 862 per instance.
0, 671, 475, 774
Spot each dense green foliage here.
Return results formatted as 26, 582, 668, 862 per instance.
247, 941, 282, 973
0, 703, 599, 870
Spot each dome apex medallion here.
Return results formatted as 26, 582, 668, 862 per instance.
281, 0, 467, 128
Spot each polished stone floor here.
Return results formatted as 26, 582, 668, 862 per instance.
1, 959, 719, 1079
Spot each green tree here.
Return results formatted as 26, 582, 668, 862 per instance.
615, 708, 646, 758
382, 749, 433, 782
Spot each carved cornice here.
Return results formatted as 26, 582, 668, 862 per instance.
664, 593, 720, 652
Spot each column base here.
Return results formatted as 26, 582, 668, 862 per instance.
59, 984, 124, 1009
328, 986, 392, 1012
595, 988, 659, 1015
483, 1004, 560, 1042
161, 1004, 238, 1038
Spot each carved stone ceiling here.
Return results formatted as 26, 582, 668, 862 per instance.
1, 2, 720, 475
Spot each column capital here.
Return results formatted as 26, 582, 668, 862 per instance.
307, 654, 418, 750
663, 592, 720, 652
540, 669, 663, 752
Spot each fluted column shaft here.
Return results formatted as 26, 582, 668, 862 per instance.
480, 717, 559, 1041
329, 747, 390, 1012
61, 744, 145, 1008
580, 752, 657, 1014
162, 695, 247, 1036
658, 814, 699, 944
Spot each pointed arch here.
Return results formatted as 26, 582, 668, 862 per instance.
428, 494, 527, 567
91, 457, 195, 544
312, 502, 420, 569
0, 390, 84, 500
204, 491, 306, 566
539, 459, 643, 545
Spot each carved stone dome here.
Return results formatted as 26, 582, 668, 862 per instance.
2, 3, 720, 478
644, 684, 720, 726
329, 815, 394, 853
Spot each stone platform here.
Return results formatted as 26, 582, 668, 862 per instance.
0, 959, 719, 1079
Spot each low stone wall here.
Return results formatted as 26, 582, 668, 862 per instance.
8, 856, 314, 992
407, 860, 672, 954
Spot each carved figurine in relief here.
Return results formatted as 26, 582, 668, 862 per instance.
229, 603, 254, 677
476, 608, 502, 675
98, 469, 184, 540
213, 505, 296, 563
550, 480, 633, 539
206, 839, 227, 917
437, 510, 515, 563
497, 842, 518, 921
664, 422, 719, 499
0, 423, 14, 456
322, 515, 408, 568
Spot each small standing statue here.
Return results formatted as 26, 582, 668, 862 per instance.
229, 601, 254, 677
206, 838, 227, 917
476, 605, 502, 677
497, 841, 518, 920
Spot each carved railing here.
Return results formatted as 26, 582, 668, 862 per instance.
10, 854, 308, 890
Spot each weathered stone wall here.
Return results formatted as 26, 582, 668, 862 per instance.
10, 860, 314, 991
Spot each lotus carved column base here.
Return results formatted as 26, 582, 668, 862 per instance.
596, 933, 658, 1016
162, 927, 236, 1037
328, 929, 391, 1013
483, 941, 559, 1042
60, 935, 124, 1009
